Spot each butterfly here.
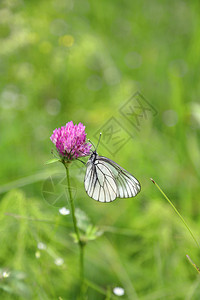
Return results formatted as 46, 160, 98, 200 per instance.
84, 134, 141, 202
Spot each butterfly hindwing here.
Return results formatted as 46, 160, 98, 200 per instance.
84, 152, 141, 202
97, 157, 141, 198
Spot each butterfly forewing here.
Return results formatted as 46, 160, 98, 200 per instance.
84, 153, 141, 202
84, 159, 118, 202
95, 161, 118, 202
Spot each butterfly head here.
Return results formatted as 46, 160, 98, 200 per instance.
89, 150, 98, 163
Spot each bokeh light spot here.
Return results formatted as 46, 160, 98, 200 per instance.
169, 59, 188, 77
16, 62, 34, 79
162, 110, 178, 127
59, 207, 70, 215
0, 84, 19, 109
37, 242, 47, 250
86, 75, 102, 91
3, 271, 10, 278
124, 52, 142, 69
50, 19, 69, 36
59, 35, 74, 47
34, 125, 48, 141
113, 287, 125, 296
190, 102, 200, 128
35, 251, 41, 259
46, 98, 61, 116
54, 257, 64, 266
53, 0, 74, 12
104, 66, 121, 86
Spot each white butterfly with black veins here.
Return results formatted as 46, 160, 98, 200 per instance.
84, 135, 141, 202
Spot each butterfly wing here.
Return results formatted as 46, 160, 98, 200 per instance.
84, 159, 118, 202
97, 156, 141, 198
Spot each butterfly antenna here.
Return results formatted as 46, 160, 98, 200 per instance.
87, 138, 95, 149
95, 132, 102, 151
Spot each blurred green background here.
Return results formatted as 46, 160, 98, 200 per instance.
1, 0, 200, 299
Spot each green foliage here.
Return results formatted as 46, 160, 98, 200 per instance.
74, 208, 103, 243
1, 0, 200, 299
45, 158, 61, 165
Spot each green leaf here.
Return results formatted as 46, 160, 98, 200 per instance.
75, 208, 104, 241
70, 233, 79, 243
85, 225, 104, 241
45, 158, 60, 165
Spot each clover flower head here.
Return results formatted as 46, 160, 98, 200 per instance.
50, 121, 91, 160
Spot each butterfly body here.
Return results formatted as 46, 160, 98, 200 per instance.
84, 150, 141, 202
89, 150, 98, 163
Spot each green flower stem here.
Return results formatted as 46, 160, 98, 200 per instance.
66, 166, 80, 241
150, 178, 200, 250
80, 242, 85, 297
66, 166, 85, 298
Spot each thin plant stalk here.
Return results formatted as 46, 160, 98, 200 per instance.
186, 255, 200, 274
150, 178, 200, 250
66, 166, 85, 298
